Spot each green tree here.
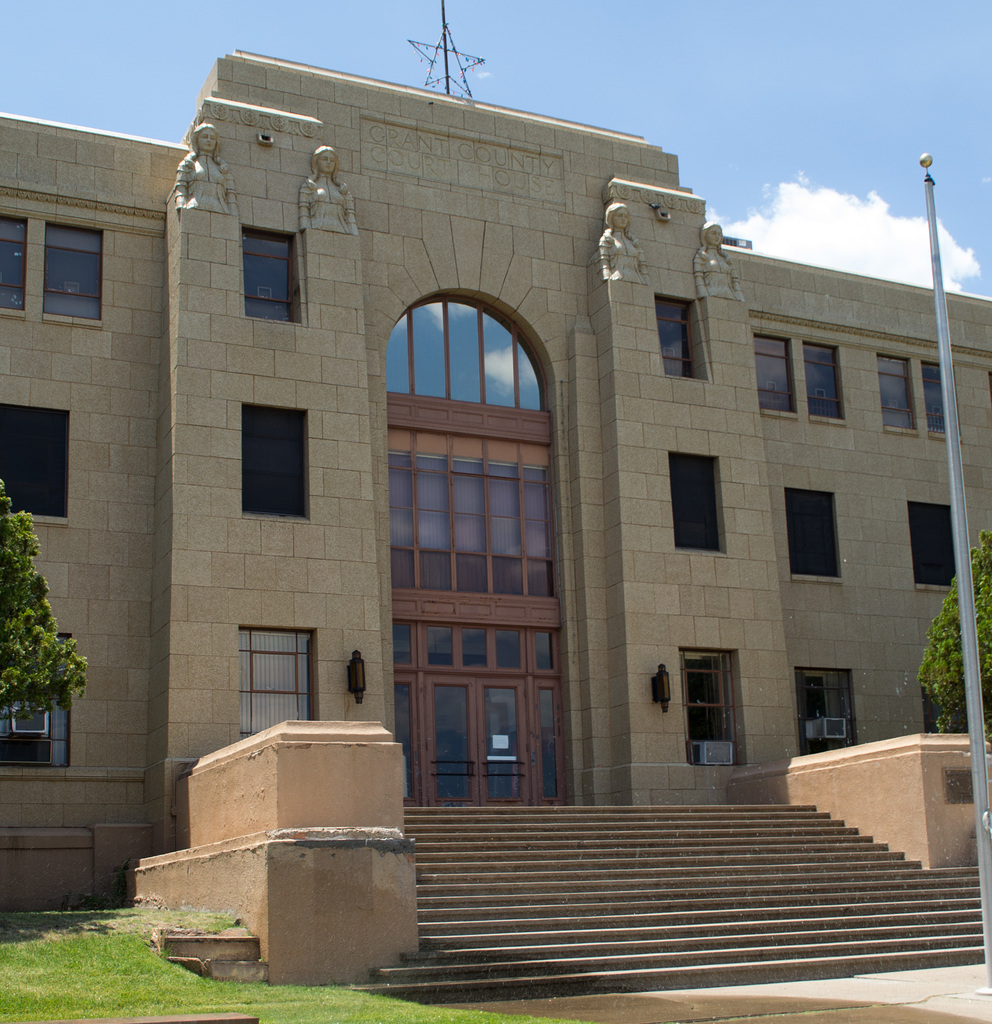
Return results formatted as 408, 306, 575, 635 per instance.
918, 529, 992, 740
0, 479, 86, 717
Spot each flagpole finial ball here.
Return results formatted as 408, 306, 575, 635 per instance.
920, 153, 933, 168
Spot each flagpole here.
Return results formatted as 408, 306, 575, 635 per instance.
920, 153, 992, 993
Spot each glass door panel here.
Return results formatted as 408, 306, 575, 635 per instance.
433, 684, 473, 802
484, 686, 521, 800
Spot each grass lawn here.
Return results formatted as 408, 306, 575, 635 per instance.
0, 909, 580, 1024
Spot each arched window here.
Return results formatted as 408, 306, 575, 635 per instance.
387, 297, 543, 410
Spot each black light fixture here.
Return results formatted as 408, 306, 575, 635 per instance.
347, 650, 366, 704
651, 663, 671, 711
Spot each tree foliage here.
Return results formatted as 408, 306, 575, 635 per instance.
0, 479, 86, 715
918, 529, 992, 741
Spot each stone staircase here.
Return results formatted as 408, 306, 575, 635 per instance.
362, 805, 983, 1001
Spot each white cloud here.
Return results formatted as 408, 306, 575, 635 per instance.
716, 180, 981, 293
485, 346, 515, 397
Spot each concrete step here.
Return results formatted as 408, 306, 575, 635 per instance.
360, 947, 980, 1002
419, 911, 984, 949
419, 897, 982, 934
156, 930, 267, 984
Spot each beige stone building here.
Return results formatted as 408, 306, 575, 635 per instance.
1, 52, 989, 901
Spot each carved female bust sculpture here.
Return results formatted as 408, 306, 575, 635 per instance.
693, 221, 744, 301
598, 202, 647, 284
172, 123, 237, 217
299, 146, 358, 235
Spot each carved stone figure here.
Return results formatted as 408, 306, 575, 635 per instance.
598, 202, 647, 284
299, 146, 358, 235
172, 123, 238, 216
694, 222, 744, 301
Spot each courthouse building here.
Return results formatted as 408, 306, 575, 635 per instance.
1, 51, 991, 884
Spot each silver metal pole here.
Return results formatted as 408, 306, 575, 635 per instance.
920, 154, 992, 993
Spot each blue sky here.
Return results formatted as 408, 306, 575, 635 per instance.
5, 1, 990, 295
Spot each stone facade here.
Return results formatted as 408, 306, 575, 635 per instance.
1, 53, 990, 888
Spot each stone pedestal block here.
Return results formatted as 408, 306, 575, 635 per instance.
133, 720, 417, 984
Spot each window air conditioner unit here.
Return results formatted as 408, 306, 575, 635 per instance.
805, 717, 847, 740
11, 710, 49, 736
691, 740, 734, 765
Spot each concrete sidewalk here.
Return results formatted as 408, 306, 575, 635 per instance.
455, 964, 992, 1022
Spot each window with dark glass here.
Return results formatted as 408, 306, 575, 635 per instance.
1, 632, 71, 766
0, 405, 68, 517
785, 488, 837, 577
754, 336, 793, 411
0, 704, 69, 765
243, 231, 293, 321
44, 225, 101, 318
0, 217, 26, 310
877, 355, 913, 428
386, 298, 542, 410
682, 651, 735, 764
669, 454, 719, 551
796, 668, 855, 755
242, 405, 306, 516
922, 364, 944, 433
656, 299, 692, 377
239, 629, 311, 739
388, 435, 553, 597
803, 344, 841, 418
908, 501, 954, 586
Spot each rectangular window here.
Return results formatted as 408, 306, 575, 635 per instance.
682, 651, 735, 764
785, 488, 838, 577
0, 704, 69, 766
877, 355, 913, 428
795, 668, 854, 755
0, 405, 69, 517
656, 300, 693, 378
388, 437, 553, 598
922, 364, 944, 433
908, 501, 954, 586
803, 344, 841, 418
0, 217, 26, 310
754, 336, 793, 411
243, 231, 293, 321
44, 225, 101, 319
239, 628, 311, 739
669, 453, 719, 551
242, 406, 306, 516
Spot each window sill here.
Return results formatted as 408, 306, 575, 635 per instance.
674, 546, 724, 555
927, 430, 946, 441
31, 515, 69, 527
42, 313, 103, 330
790, 573, 842, 583
881, 423, 918, 435
807, 414, 845, 425
0, 305, 26, 319
242, 511, 309, 521
758, 406, 797, 419
914, 581, 951, 592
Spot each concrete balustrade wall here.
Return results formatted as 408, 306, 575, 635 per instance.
727, 734, 991, 868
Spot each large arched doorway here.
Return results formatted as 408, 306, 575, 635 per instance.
386, 297, 564, 805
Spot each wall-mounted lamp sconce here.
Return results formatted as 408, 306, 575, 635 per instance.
651, 663, 671, 711
347, 650, 366, 704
